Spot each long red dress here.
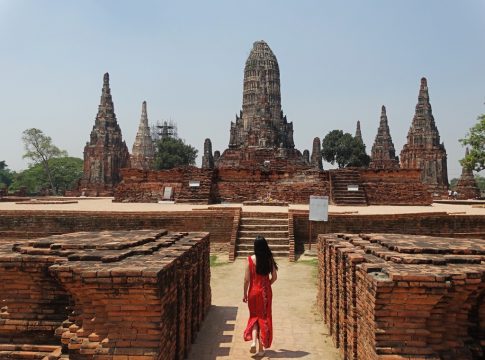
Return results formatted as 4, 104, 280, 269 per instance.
243, 256, 273, 348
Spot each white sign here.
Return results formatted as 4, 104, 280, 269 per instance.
188, 180, 200, 187
347, 185, 359, 191
309, 195, 328, 221
162, 187, 173, 200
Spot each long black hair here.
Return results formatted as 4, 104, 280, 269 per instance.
254, 235, 278, 275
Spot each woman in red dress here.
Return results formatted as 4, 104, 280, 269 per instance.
243, 235, 278, 357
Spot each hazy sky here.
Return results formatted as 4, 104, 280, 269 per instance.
0, 0, 484, 180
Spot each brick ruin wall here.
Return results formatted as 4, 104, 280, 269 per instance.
360, 169, 432, 205
112, 167, 432, 205
2, 210, 485, 260
317, 233, 485, 360
211, 168, 329, 204
291, 210, 485, 254
0, 210, 236, 253
114, 167, 215, 204
0, 229, 211, 360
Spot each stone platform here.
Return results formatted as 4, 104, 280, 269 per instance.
0, 229, 211, 360
318, 233, 485, 360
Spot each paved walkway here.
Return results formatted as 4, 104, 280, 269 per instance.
1, 197, 484, 215
187, 256, 340, 360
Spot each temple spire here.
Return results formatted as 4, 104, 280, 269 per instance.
400, 77, 448, 193
369, 105, 399, 170
130, 101, 155, 170
355, 120, 363, 143
455, 147, 480, 199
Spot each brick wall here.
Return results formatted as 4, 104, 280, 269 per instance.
0, 230, 211, 360
318, 233, 485, 360
360, 169, 432, 205
114, 167, 215, 204
0, 210, 236, 244
215, 168, 330, 204
292, 210, 485, 254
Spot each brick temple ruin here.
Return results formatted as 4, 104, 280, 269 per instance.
318, 233, 485, 360
455, 148, 481, 200
131, 101, 155, 171
400, 78, 449, 195
79, 73, 130, 196
112, 41, 437, 205
369, 106, 399, 170
0, 229, 211, 359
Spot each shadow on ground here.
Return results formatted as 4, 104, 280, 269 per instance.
258, 349, 311, 358
188, 305, 238, 359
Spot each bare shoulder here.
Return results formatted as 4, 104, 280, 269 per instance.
251, 254, 256, 264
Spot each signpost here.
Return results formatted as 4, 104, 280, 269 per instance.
308, 195, 329, 249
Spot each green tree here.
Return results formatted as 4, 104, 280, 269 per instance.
460, 114, 485, 171
154, 137, 198, 170
321, 130, 370, 168
22, 128, 68, 194
10, 157, 83, 195
0, 161, 14, 190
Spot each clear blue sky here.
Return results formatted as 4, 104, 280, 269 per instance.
0, 0, 484, 180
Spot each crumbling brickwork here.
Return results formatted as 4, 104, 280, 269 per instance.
456, 148, 481, 200
80, 73, 130, 196
400, 78, 448, 195
130, 101, 155, 170
318, 233, 485, 360
214, 168, 329, 204
114, 167, 215, 203
360, 169, 431, 205
369, 106, 399, 170
0, 229, 211, 360
217, 40, 307, 169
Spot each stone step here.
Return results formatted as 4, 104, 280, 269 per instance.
239, 224, 288, 231
238, 230, 288, 238
236, 250, 288, 258
238, 237, 289, 245
241, 213, 288, 219
237, 244, 289, 251
240, 217, 288, 222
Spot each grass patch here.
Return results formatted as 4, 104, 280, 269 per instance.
210, 255, 229, 267
297, 258, 318, 267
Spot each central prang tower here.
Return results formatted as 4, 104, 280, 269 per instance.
218, 40, 305, 168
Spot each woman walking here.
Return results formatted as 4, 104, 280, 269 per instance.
243, 235, 278, 357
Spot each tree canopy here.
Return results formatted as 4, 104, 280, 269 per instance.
153, 137, 198, 170
0, 161, 14, 189
321, 130, 370, 168
460, 114, 485, 171
9, 157, 83, 195
22, 128, 68, 194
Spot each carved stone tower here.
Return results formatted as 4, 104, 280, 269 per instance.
369, 106, 399, 170
400, 78, 448, 193
131, 101, 155, 170
455, 148, 480, 199
201, 138, 214, 169
81, 73, 130, 195
311, 137, 323, 170
355, 120, 363, 144
218, 40, 305, 168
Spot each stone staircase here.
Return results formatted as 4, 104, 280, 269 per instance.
236, 212, 289, 258
330, 170, 368, 206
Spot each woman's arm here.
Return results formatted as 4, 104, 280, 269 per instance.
270, 263, 278, 285
243, 261, 250, 302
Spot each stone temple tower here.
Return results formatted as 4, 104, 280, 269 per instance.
218, 41, 305, 168
455, 148, 480, 199
400, 78, 448, 194
369, 106, 399, 170
80, 73, 130, 195
131, 101, 155, 170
